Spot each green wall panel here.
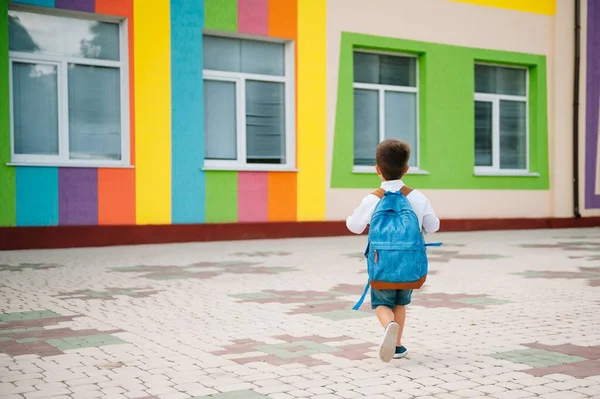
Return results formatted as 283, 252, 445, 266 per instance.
331, 32, 549, 190
205, 171, 238, 223
0, 0, 16, 226
204, 0, 237, 32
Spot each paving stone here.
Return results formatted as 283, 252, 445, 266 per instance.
24, 388, 70, 398
270, 394, 295, 399
254, 384, 294, 394
14, 378, 44, 387
307, 386, 333, 395
336, 392, 362, 399
452, 389, 485, 398
489, 391, 534, 399
0, 383, 36, 395
538, 393, 587, 399
160, 393, 192, 399
438, 381, 480, 392
435, 394, 461, 399
122, 392, 153, 399
474, 385, 506, 394
0, 231, 599, 399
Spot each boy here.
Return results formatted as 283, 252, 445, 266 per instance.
346, 139, 440, 362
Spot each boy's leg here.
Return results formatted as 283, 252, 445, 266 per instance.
392, 289, 412, 359
371, 289, 399, 362
393, 305, 406, 346
376, 305, 395, 328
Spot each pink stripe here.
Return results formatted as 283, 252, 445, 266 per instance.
238, 0, 269, 35
238, 172, 268, 222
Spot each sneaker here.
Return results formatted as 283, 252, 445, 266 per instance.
378, 321, 399, 362
393, 345, 408, 359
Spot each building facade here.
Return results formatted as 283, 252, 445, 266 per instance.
0, 0, 599, 248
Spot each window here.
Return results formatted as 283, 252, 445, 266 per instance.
352, 51, 419, 169
8, 10, 129, 166
474, 64, 528, 173
202, 35, 294, 170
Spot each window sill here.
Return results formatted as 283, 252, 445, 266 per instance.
474, 170, 540, 177
352, 166, 431, 175
7, 162, 134, 169
202, 165, 298, 173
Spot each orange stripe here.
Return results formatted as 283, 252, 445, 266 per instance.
95, 0, 131, 17
268, 1, 298, 221
96, 0, 136, 225
98, 169, 136, 225
268, 0, 297, 39
267, 172, 297, 221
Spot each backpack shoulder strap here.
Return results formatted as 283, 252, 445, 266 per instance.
372, 187, 413, 197
371, 188, 385, 199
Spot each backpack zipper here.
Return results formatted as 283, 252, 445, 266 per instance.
374, 250, 378, 263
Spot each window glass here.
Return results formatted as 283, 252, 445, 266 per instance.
204, 36, 285, 76
499, 100, 527, 169
246, 81, 286, 164
12, 62, 60, 155
474, 101, 493, 167
9, 10, 120, 61
385, 91, 418, 167
353, 89, 379, 166
475, 64, 526, 96
204, 80, 237, 160
353, 52, 416, 87
68, 65, 121, 160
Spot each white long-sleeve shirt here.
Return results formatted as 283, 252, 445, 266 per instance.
346, 179, 440, 235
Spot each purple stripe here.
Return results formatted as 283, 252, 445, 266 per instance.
585, 0, 600, 208
59, 168, 98, 225
55, 0, 94, 12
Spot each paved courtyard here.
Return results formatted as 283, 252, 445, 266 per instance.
1, 228, 600, 399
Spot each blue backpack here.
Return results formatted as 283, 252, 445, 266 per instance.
352, 187, 441, 310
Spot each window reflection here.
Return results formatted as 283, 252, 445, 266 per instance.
8, 11, 120, 61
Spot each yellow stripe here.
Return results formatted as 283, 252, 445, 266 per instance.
134, 0, 172, 224
297, 0, 326, 221
451, 0, 555, 15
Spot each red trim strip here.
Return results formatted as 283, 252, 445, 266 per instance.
0, 217, 599, 250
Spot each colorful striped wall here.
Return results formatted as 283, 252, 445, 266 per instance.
0, 0, 327, 227
203, 0, 298, 225
1, 0, 137, 227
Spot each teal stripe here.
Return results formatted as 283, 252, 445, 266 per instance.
170, 0, 205, 223
16, 167, 59, 226
10, 0, 55, 6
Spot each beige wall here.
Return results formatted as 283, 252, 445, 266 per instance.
325, 0, 597, 221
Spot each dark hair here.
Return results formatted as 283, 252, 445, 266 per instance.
376, 139, 411, 180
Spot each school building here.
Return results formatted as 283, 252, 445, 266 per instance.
0, 0, 599, 250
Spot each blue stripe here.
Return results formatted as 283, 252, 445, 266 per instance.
16, 167, 58, 226
11, 0, 55, 7
170, 0, 205, 224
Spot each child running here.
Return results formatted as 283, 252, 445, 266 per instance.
346, 139, 440, 362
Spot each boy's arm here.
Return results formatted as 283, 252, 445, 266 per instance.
421, 199, 440, 235
346, 194, 379, 234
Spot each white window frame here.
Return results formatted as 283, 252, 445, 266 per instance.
8, 7, 131, 168
202, 32, 296, 172
474, 63, 531, 176
351, 50, 422, 175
